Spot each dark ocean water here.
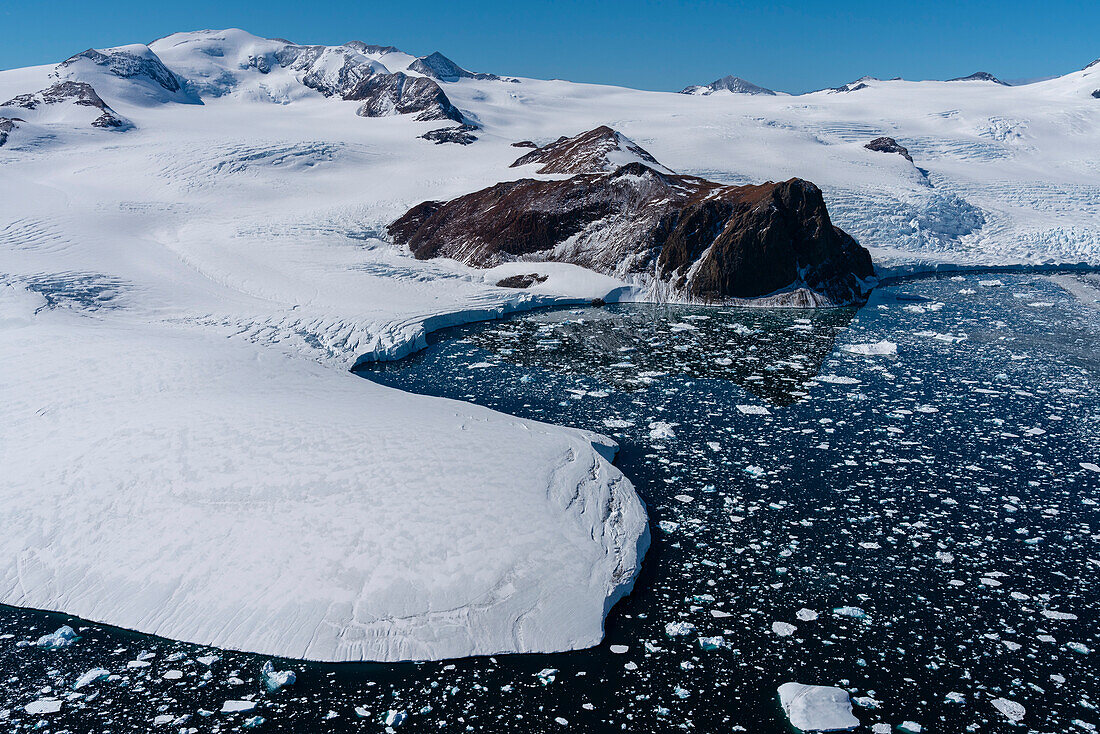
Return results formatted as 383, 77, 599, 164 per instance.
2, 274, 1097, 734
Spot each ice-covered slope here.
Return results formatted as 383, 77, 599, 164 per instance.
1, 28, 1099, 662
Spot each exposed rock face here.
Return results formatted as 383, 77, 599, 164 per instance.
0, 117, 17, 147
865, 136, 913, 162
948, 71, 1008, 85
408, 52, 500, 82
275, 45, 385, 98
58, 47, 184, 94
342, 41, 401, 56
2, 82, 129, 129
420, 124, 479, 145
345, 72, 465, 122
681, 75, 776, 96
389, 160, 873, 305
1092, 89, 1100, 99
510, 126, 671, 174
496, 273, 548, 288
511, 140, 537, 148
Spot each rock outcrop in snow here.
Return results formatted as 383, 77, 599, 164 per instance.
1, 81, 131, 129
54, 45, 199, 105
389, 158, 874, 306
865, 136, 914, 162
0, 117, 16, 146
681, 74, 776, 96
346, 72, 465, 122
408, 51, 501, 82
510, 125, 671, 175
948, 71, 1007, 85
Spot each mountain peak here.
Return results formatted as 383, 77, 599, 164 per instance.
509, 126, 672, 175
947, 71, 1007, 85
681, 75, 776, 96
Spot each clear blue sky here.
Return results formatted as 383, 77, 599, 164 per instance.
2, 0, 1096, 93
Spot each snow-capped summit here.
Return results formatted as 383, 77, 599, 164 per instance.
680, 75, 776, 96
509, 125, 672, 174
948, 71, 1008, 85
1, 81, 131, 131
408, 51, 501, 82
53, 44, 200, 105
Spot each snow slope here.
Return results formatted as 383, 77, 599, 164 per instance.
1, 28, 1098, 662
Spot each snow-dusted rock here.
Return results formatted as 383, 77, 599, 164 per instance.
681, 75, 776, 96
509, 125, 672, 175
777, 683, 860, 732
1, 81, 130, 129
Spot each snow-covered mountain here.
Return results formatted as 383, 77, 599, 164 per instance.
2, 27, 1099, 663
681, 74, 777, 96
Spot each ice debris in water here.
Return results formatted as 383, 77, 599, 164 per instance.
260, 660, 296, 693
1081, 462, 1100, 473
698, 636, 726, 650
36, 625, 79, 649
648, 421, 677, 440
221, 700, 257, 713
833, 606, 869, 620
24, 698, 63, 715
536, 668, 558, 685
772, 621, 797, 637
736, 404, 771, 415
777, 682, 859, 731
840, 340, 897, 356
992, 697, 1026, 723
664, 621, 696, 637
384, 709, 407, 727
73, 668, 110, 690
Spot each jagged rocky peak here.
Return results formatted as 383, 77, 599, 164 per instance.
342, 41, 402, 56
408, 52, 500, 82
388, 160, 873, 306
948, 71, 1008, 85
276, 44, 389, 98
52, 44, 200, 105
865, 136, 913, 162
681, 75, 776, 96
345, 73, 465, 122
1, 81, 131, 130
510, 126, 672, 175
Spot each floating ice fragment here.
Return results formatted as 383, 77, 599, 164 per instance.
736, 404, 771, 415
1066, 642, 1091, 654
664, 621, 696, 637
1041, 609, 1078, 620
260, 660, 295, 693
537, 668, 558, 684
648, 421, 677, 440
602, 418, 634, 429
698, 636, 726, 650
832, 606, 869, 621
243, 716, 266, 729
815, 375, 861, 385
197, 655, 220, 667
1081, 463, 1100, 473
163, 669, 183, 680
898, 722, 922, 733
796, 609, 819, 621
979, 279, 1004, 287
609, 644, 628, 654
992, 697, 1025, 723
221, 700, 257, 713
384, 710, 407, 727
777, 682, 859, 732
657, 520, 679, 533
772, 622, 797, 637
744, 466, 767, 479
73, 668, 110, 690
36, 625, 79, 649
840, 341, 896, 356
24, 698, 63, 715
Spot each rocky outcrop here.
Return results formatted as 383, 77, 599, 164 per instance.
511, 140, 537, 148
496, 273, 548, 288
681, 75, 776, 96
345, 72, 465, 122
420, 124, 479, 145
2, 82, 130, 129
510, 126, 671, 174
865, 136, 913, 162
275, 45, 385, 98
0, 117, 18, 147
408, 52, 500, 82
1092, 89, 1100, 99
58, 47, 184, 94
389, 161, 874, 306
948, 71, 1007, 85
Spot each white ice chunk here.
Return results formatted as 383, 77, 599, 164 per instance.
36, 625, 79, 649
777, 683, 859, 732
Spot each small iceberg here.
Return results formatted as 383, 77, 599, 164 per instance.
260, 660, 296, 693
777, 682, 859, 732
840, 340, 897, 356
36, 625, 80, 649
73, 668, 110, 690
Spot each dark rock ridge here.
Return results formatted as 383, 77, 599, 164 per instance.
345, 73, 465, 123
420, 124, 479, 145
948, 71, 1007, 85
865, 136, 913, 162
0, 117, 17, 146
388, 158, 874, 306
510, 125, 670, 174
496, 273, 548, 288
58, 47, 185, 94
275, 45, 381, 98
408, 52, 501, 82
681, 75, 776, 96
2, 82, 129, 129
511, 140, 538, 148
1092, 89, 1100, 99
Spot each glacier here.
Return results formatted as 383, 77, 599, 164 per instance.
1, 27, 1099, 662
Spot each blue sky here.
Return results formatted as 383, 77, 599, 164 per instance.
2, 0, 1096, 93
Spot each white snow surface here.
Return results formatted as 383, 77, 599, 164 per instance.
2, 27, 1099, 662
